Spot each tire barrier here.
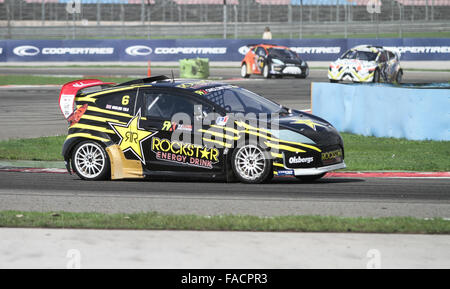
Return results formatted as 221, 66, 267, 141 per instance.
179, 58, 210, 79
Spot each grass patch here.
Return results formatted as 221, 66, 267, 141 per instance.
342, 133, 450, 172
0, 211, 448, 234
0, 133, 448, 172
0, 75, 134, 86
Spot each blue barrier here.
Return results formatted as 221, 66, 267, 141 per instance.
312, 82, 450, 141
1, 38, 450, 62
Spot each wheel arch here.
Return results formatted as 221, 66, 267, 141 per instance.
62, 136, 110, 174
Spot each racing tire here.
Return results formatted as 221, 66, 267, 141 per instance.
240, 63, 250, 78
396, 70, 403, 84
329, 79, 339, 83
231, 144, 273, 184
373, 69, 380, 83
263, 64, 272, 79
295, 173, 326, 182
71, 141, 110, 181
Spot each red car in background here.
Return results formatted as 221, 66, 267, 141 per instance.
240, 44, 309, 79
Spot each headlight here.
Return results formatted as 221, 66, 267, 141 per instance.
272, 59, 284, 65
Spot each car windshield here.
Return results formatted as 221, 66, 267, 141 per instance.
341, 50, 378, 61
268, 48, 299, 60
200, 86, 283, 114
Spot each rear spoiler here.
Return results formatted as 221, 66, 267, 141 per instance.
59, 79, 116, 119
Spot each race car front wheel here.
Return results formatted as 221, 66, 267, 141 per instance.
72, 141, 110, 181
232, 144, 272, 184
263, 64, 272, 79
241, 63, 250, 78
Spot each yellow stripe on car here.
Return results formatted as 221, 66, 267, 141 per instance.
70, 123, 115, 134
66, 133, 110, 143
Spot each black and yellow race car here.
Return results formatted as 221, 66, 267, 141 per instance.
59, 76, 345, 184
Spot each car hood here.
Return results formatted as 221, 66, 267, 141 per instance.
272, 57, 305, 66
275, 111, 343, 147
332, 59, 376, 69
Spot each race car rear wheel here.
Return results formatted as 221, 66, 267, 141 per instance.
232, 144, 272, 184
396, 70, 403, 84
263, 64, 272, 79
72, 141, 110, 181
241, 63, 250, 78
295, 173, 326, 182
373, 69, 380, 83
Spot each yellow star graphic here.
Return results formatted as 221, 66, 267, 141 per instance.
291, 119, 326, 131
109, 110, 155, 165
200, 147, 210, 160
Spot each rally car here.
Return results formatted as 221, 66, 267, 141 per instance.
241, 44, 309, 79
59, 76, 345, 184
328, 45, 403, 83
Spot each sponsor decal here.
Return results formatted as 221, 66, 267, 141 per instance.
216, 116, 229, 126
72, 81, 104, 88
108, 110, 156, 165
195, 85, 236, 95
161, 121, 192, 132
125, 45, 153, 56
152, 137, 219, 169
177, 80, 211, 89
385, 46, 450, 54
276, 170, 294, 176
13, 46, 114, 56
154, 47, 227, 55
106, 104, 130, 113
288, 156, 314, 165
41, 47, 114, 55
289, 47, 341, 54
238, 46, 251, 55
322, 149, 343, 162
13, 45, 40, 57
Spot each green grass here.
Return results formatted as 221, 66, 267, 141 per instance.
0, 133, 449, 172
0, 75, 134, 86
342, 133, 450, 172
0, 211, 448, 234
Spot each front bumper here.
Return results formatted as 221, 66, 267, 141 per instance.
328, 67, 374, 82
292, 162, 346, 176
271, 64, 309, 77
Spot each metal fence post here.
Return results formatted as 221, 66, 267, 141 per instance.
41, 0, 46, 26
234, 5, 238, 39
6, 0, 11, 39
141, 0, 145, 24
223, 0, 228, 39
97, 0, 101, 26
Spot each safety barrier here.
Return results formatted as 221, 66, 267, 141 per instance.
1, 38, 450, 62
311, 82, 450, 141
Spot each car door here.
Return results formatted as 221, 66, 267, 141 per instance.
377, 51, 389, 82
254, 47, 267, 74
136, 88, 223, 174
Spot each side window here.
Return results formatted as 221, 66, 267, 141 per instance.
388, 51, 395, 61
256, 47, 266, 57
96, 90, 136, 114
144, 91, 196, 119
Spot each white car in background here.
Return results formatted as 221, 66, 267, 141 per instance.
328, 45, 403, 84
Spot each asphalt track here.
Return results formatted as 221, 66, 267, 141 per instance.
0, 171, 449, 218
0, 67, 449, 218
